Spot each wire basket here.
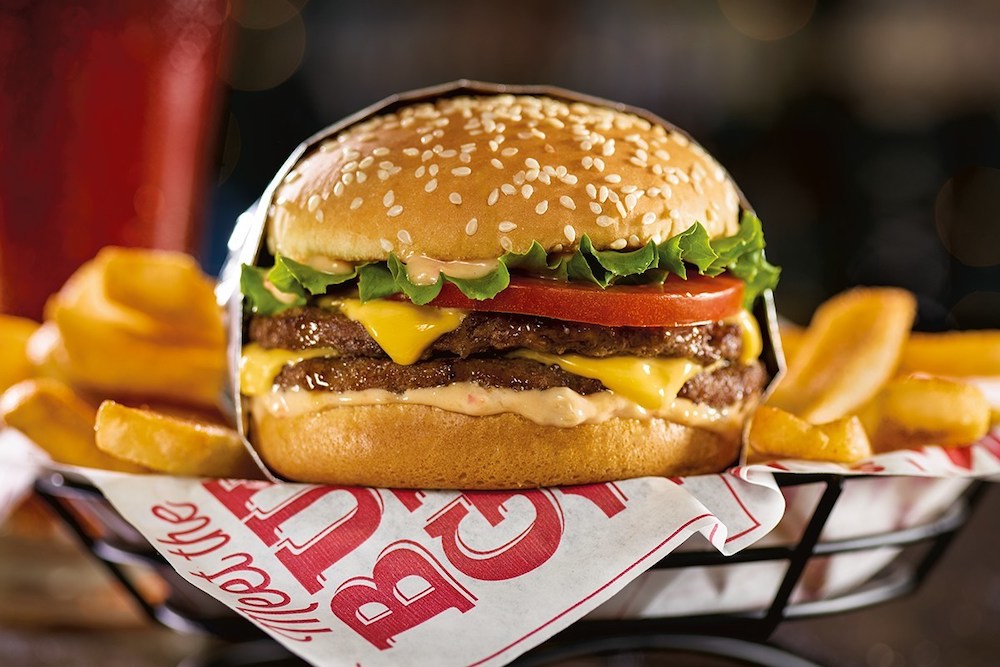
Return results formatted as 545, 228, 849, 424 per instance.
32, 471, 985, 667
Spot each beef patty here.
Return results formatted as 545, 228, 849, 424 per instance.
250, 308, 744, 364
274, 357, 766, 409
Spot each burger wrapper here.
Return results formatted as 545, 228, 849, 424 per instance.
2, 428, 999, 667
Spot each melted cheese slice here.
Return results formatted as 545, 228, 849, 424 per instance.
512, 350, 703, 410
240, 344, 339, 396
729, 309, 763, 365
336, 298, 467, 365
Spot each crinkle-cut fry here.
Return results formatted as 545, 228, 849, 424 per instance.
95, 401, 259, 478
900, 331, 1000, 377
861, 375, 990, 452
748, 405, 871, 464
768, 288, 916, 423
0, 314, 39, 392
1, 379, 145, 472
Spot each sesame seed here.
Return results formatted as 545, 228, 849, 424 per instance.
629, 157, 646, 167
383, 190, 395, 207
372, 146, 390, 156
491, 158, 504, 169
440, 149, 457, 158
465, 218, 479, 235
525, 157, 540, 170
500, 236, 514, 251
449, 192, 462, 205
513, 171, 526, 186
538, 172, 551, 185
342, 172, 354, 185
488, 189, 499, 206
333, 182, 345, 197
642, 211, 657, 225
380, 238, 393, 252
616, 201, 627, 217
403, 148, 419, 157
498, 221, 517, 232
315, 210, 324, 222
598, 186, 609, 203
307, 194, 321, 212
452, 167, 472, 176
429, 164, 439, 176
425, 178, 438, 192
415, 165, 426, 178
621, 185, 638, 194
602, 139, 615, 157
586, 183, 598, 199
670, 209, 682, 220
582, 156, 594, 169
597, 215, 616, 227
625, 193, 638, 210
344, 160, 358, 172
648, 187, 661, 197
589, 202, 602, 214
422, 150, 433, 162
562, 174, 579, 185
350, 197, 363, 210
420, 134, 433, 145
397, 229, 412, 244
594, 157, 606, 171
501, 147, 518, 157
521, 184, 534, 198
605, 174, 622, 184
387, 205, 403, 217
460, 153, 471, 163
501, 184, 516, 195
655, 149, 671, 161
283, 170, 300, 183
563, 225, 576, 242
667, 173, 680, 185
671, 133, 690, 147
559, 195, 576, 210
535, 200, 549, 215
610, 238, 628, 250
377, 170, 389, 181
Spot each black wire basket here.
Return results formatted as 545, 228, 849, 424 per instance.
31, 470, 986, 667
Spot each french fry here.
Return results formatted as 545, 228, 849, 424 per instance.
861, 375, 990, 452
768, 288, 916, 423
777, 322, 805, 369
98, 247, 224, 347
748, 405, 871, 464
900, 331, 1000, 378
95, 401, 258, 478
0, 379, 145, 472
0, 314, 39, 392
40, 252, 226, 407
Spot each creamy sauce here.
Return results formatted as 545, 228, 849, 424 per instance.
297, 254, 356, 275
404, 256, 500, 285
253, 383, 750, 435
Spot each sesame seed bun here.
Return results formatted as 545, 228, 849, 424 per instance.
251, 402, 743, 490
267, 94, 742, 264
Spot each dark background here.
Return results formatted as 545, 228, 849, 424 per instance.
205, 0, 1000, 330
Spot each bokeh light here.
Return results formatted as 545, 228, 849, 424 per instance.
717, 0, 816, 41
934, 166, 1000, 268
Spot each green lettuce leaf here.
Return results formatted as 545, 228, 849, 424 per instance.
243, 212, 780, 314
240, 265, 304, 315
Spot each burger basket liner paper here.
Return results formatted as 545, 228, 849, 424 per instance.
3, 429, 999, 667
3, 82, 998, 665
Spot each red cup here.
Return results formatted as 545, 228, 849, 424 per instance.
0, 0, 230, 319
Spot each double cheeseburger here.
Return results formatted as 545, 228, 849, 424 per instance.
239, 90, 779, 489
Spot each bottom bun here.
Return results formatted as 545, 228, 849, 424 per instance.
251, 402, 742, 489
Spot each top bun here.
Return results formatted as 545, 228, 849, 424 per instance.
268, 94, 741, 265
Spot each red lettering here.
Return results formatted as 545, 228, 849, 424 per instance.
205, 480, 385, 595
389, 489, 425, 512
203, 479, 275, 517
330, 541, 475, 649
152, 502, 230, 559
424, 490, 563, 581
558, 483, 628, 518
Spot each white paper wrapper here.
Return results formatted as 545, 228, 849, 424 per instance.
0, 429, 47, 524
2, 427, 998, 666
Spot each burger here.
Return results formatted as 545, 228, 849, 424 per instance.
238, 88, 779, 489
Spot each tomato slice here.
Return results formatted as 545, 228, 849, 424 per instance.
420, 274, 744, 327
